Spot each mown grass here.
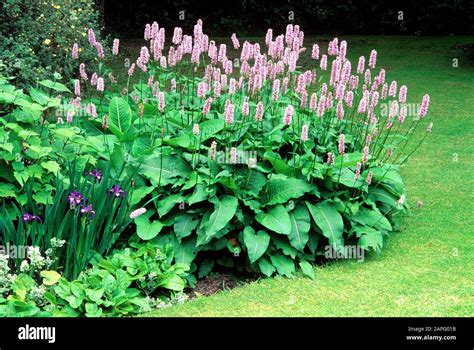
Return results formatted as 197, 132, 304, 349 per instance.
138, 35, 474, 317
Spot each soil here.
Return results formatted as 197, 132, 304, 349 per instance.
187, 274, 238, 298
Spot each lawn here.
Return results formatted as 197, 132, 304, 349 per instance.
143, 36, 474, 317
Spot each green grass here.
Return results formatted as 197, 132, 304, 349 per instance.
141, 36, 474, 317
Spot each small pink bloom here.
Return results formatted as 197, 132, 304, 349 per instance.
96, 77, 104, 92
210, 141, 217, 160
192, 123, 200, 136
301, 124, 309, 142
418, 94, 430, 118
338, 134, 345, 155
72, 43, 79, 59
224, 102, 235, 124
130, 208, 147, 219
255, 101, 264, 121
368, 49, 377, 69
283, 105, 294, 126
366, 171, 373, 185
112, 39, 120, 55
399, 85, 407, 103
158, 92, 165, 112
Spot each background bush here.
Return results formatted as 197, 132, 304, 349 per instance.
0, 0, 101, 87
103, 0, 474, 37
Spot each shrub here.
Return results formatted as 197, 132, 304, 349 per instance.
0, 0, 101, 87
58, 21, 432, 279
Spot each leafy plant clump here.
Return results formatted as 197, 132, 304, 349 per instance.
0, 242, 189, 317
60, 21, 432, 279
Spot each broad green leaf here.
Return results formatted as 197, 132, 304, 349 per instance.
262, 175, 314, 206
263, 151, 292, 176
257, 257, 275, 277
174, 213, 199, 241
368, 187, 399, 208
351, 207, 392, 232
186, 183, 209, 205
238, 169, 267, 197
299, 260, 315, 279
243, 227, 270, 263
354, 225, 384, 252
40, 160, 60, 174
40, 271, 61, 286
288, 204, 311, 251
204, 195, 238, 238
38, 79, 71, 92
135, 215, 164, 240
270, 254, 295, 277
0, 183, 17, 198
256, 204, 291, 234
199, 119, 224, 141
306, 201, 344, 249
157, 194, 184, 217
108, 96, 132, 133
139, 154, 191, 187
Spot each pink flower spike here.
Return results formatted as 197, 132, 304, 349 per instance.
224, 102, 235, 124
327, 152, 334, 165
130, 208, 146, 219
230, 147, 237, 164
355, 162, 362, 180
72, 43, 78, 59
311, 44, 320, 60
357, 56, 365, 74
96, 77, 104, 92
231, 33, 240, 49
366, 170, 374, 185
128, 63, 136, 77
112, 39, 120, 55
192, 123, 200, 136
399, 85, 407, 103
255, 101, 264, 121
336, 100, 344, 120
338, 134, 345, 155
389, 80, 397, 98
418, 94, 430, 118
74, 79, 80, 96
283, 105, 294, 126
209, 141, 217, 160
362, 146, 369, 164
158, 92, 165, 112
369, 49, 377, 69
301, 124, 309, 142
320, 55, 328, 70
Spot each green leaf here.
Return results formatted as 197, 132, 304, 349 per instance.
288, 204, 311, 251
108, 96, 132, 133
40, 160, 60, 174
368, 187, 399, 208
204, 195, 238, 239
262, 175, 314, 206
157, 194, 184, 217
263, 151, 292, 176
351, 207, 392, 232
186, 183, 209, 205
174, 213, 199, 241
354, 225, 384, 252
0, 183, 17, 198
306, 201, 344, 249
255, 204, 291, 234
270, 254, 295, 277
243, 227, 270, 263
299, 260, 315, 279
135, 215, 164, 240
85, 302, 103, 317
257, 257, 275, 277
38, 79, 71, 92
199, 119, 225, 141
139, 154, 191, 187
238, 169, 267, 197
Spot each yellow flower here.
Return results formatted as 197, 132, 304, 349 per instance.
44, 39, 51, 45
82, 32, 86, 37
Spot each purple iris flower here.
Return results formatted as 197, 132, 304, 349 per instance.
87, 169, 102, 182
22, 213, 42, 223
109, 184, 126, 198
68, 191, 83, 205
80, 204, 96, 218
